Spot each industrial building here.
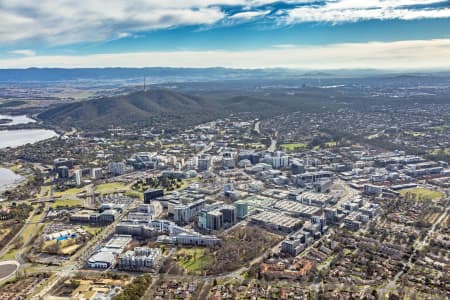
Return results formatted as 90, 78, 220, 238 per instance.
296, 192, 333, 207
250, 211, 302, 233
273, 200, 321, 219
292, 171, 334, 186
87, 235, 132, 269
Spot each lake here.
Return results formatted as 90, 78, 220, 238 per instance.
0, 114, 36, 126
0, 114, 58, 149
0, 129, 58, 149
0, 168, 24, 192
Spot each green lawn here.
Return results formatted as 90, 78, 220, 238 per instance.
54, 187, 86, 197
82, 225, 102, 236
20, 224, 40, 243
51, 199, 82, 208
175, 248, 214, 274
429, 125, 450, 133
95, 182, 129, 194
280, 143, 307, 151
125, 190, 144, 200
404, 131, 425, 137
0, 248, 18, 261
399, 187, 444, 201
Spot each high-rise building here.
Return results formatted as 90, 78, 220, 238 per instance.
75, 169, 82, 186
206, 210, 223, 231
108, 162, 126, 176
233, 200, 248, 219
57, 166, 69, 179
220, 205, 237, 224
197, 154, 211, 171
91, 167, 103, 179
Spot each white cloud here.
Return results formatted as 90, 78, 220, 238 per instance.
272, 44, 296, 48
9, 49, 36, 56
284, 0, 450, 24
229, 10, 271, 20
0, 1, 226, 45
1, 39, 450, 70
0, 1, 449, 46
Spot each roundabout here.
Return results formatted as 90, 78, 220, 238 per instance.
0, 260, 19, 282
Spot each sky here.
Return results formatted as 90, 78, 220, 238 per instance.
1, 0, 450, 69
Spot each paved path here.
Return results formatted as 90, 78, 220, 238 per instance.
254, 121, 261, 135
268, 132, 278, 152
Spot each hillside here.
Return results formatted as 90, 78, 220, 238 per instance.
37, 87, 354, 130
38, 89, 219, 130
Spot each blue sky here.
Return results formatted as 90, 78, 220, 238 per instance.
1, 0, 450, 69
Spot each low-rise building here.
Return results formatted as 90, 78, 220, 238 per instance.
118, 247, 162, 271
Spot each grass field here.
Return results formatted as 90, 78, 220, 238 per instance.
82, 225, 102, 235
404, 131, 425, 137
399, 187, 444, 201
95, 182, 129, 194
175, 248, 213, 274
429, 125, 450, 133
0, 248, 18, 261
51, 199, 82, 208
54, 187, 85, 197
280, 143, 307, 151
20, 223, 44, 245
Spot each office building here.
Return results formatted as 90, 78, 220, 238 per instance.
57, 166, 69, 179
75, 169, 82, 186
118, 247, 162, 271
197, 154, 211, 171
144, 189, 164, 203
91, 167, 103, 179
206, 210, 223, 231
173, 199, 205, 224
108, 162, 126, 176
233, 200, 248, 219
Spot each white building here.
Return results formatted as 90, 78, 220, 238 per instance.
75, 169, 82, 186
91, 167, 103, 179
108, 162, 126, 176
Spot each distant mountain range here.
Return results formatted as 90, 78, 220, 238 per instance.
1, 67, 443, 83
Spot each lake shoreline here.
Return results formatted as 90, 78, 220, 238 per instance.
0, 167, 26, 193
0, 114, 58, 149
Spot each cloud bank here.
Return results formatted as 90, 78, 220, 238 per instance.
1, 39, 449, 70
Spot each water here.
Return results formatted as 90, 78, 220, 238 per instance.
0, 168, 24, 192
0, 129, 58, 149
0, 114, 57, 149
0, 114, 36, 126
